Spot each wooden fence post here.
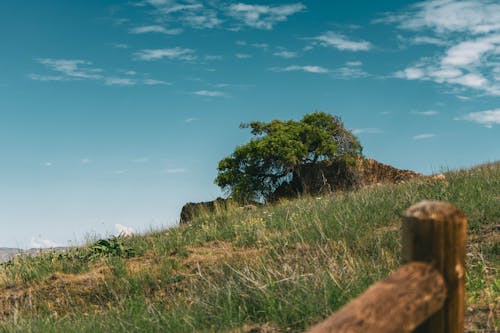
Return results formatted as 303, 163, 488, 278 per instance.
402, 200, 467, 333
306, 262, 447, 333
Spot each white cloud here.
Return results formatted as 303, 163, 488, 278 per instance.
141, 1, 221, 29
130, 25, 183, 35
205, 55, 223, 61
312, 31, 372, 51
31, 237, 62, 249
235, 53, 252, 59
382, 1, 500, 96
112, 43, 129, 49
134, 47, 196, 61
411, 36, 448, 46
252, 43, 269, 49
164, 168, 188, 173
394, 67, 426, 80
143, 78, 171, 85
442, 34, 500, 66
36, 58, 103, 80
33, 58, 167, 87
377, 0, 500, 35
413, 133, 435, 140
105, 77, 136, 86
271, 65, 329, 74
459, 108, 500, 127
185, 117, 199, 123
333, 64, 369, 79
42, 162, 52, 167
193, 90, 226, 97
183, 11, 222, 29
411, 110, 439, 116
227, 3, 305, 29
150, 3, 203, 15
81, 158, 91, 164
113, 169, 128, 174
345, 61, 362, 66
273, 50, 298, 58
115, 224, 134, 237
352, 128, 384, 134
28, 74, 66, 81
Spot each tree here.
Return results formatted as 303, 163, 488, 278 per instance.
215, 112, 362, 203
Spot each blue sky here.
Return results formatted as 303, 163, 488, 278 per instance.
1, 0, 499, 248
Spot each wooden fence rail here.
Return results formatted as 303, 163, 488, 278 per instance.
307, 200, 467, 333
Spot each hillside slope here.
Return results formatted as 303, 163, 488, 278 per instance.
0, 162, 498, 332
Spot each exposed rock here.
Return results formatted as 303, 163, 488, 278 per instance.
356, 157, 423, 186
269, 157, 422, 202
179, 197, 231, 225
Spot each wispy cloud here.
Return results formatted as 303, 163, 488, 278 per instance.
185, 117, 199, 123
30, 237, 62, 249
29, 74, 66, 82
252, 43, 269, 49
352, 128, 384, 134
129, 25, 183, 35
143, 78, 171, 85
42, 162, 52, 167
235, 53, 252, 59
273, 50, 298, 58
227, 3, 305, 30
205, 55, 223, 61
36, 58, 103, 80
104, 77, 136, 86
411, 110, 439, 116
32, 58, 168, 87
192, 90, 226, 97
140, 1, 221, 29
271, 65, 329, 74
411, 36, 448, 46
80, 158, 91, 164
413, 133, 435, 140
112, 43, 129, 49
332, 61, 368, 79
134, 47, 196, 61
183, 12, 221, 29
113, 169, 128, 174
312, 31, 372, 51
458, 108, 500, 127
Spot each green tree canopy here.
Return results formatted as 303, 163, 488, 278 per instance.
215, 112, 362, 203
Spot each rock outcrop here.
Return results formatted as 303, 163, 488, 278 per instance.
269, 157, 422, 202
355, 157, 422, 186
179, 197, 231, 225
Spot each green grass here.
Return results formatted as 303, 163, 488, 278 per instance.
0, 162, 498, 332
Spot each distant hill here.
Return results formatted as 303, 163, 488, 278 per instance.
0, 248, 20, 263
0, 247, 68, 263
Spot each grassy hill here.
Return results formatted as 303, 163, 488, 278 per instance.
0, 162, 498, 332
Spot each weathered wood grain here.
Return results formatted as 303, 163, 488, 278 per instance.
402, 200, 467, 333
306, 262, 447, 333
